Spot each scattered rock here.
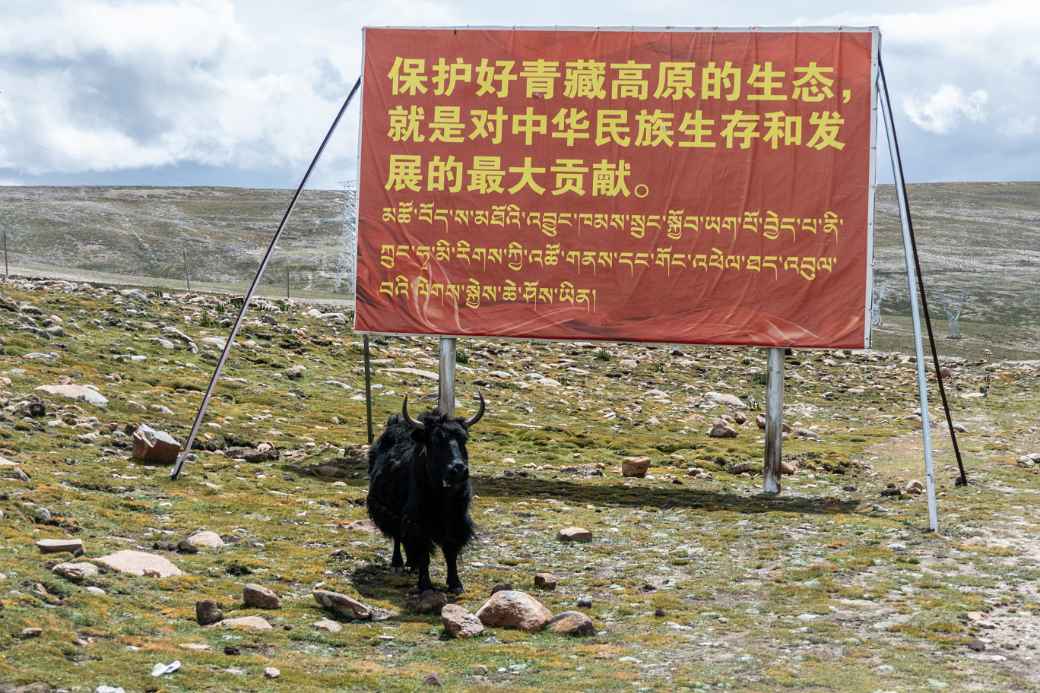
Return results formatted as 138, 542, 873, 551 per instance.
52, 562, 98, 582
475, 590, 552, 632
423, 673, 443, 687
780, 461, 798, 476
904, 479, 925, 496
131, 424, 182, 465
441, 603, 484, 639
196, 600, 224, 626
547, 611, 596, 636
708, 421, 738, 438
150, 660, 181, 678
221, 616, 272, 631
408, 589, 448, 614
184, 530, 224, 550
313, 618, 343, 633
35, 383, 108, 408
36, 538, 84, 555
243, 583, 281, 609
577, 596, 593, 608
706, 391, 746, 409
490, 582, 513, 595
19, 627, 43, 639
557, 527, 592, 543
313, 589, 373, 620
94, 550, 183, 578
621, 456, 651, 478
285, 364, 307, 380
534, 573, 559, 590
264, 667, 280, 679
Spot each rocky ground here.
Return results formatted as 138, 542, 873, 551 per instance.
1, 278, 1039, 692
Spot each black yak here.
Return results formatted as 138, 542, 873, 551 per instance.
366, 394, 485, 593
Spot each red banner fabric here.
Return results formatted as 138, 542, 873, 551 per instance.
355, 28, 877, 348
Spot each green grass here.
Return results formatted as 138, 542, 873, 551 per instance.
0, 279, 1038, 691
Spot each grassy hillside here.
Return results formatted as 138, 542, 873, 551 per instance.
1, 278, 1039, 691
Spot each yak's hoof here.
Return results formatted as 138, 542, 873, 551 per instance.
447, 583, 465, 595
391, 565, 406, 575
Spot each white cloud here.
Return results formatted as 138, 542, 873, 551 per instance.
903, 85, 988, 134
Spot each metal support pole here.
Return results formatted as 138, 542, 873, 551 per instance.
286, 267, 291, 301
878, 56, 967, 487
763, 347, 784, 495
2, 227, 8, 281
438, 337, 456, 416
183, 248, 191, 292
363, 335, 374, 445
879, 68, 939, 532
170, 76, 361, 480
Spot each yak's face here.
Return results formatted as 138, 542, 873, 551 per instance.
416, 420, 470, 489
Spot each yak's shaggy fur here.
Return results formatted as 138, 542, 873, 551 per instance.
367, 401, 482, 593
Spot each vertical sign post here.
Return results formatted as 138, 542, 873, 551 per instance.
438, 337, 456, 415
183, 248, 191, 292
763, 347, 785, 494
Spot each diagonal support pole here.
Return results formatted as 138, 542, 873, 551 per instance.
878, 65, 938, 531
170, 77, 361, 480
878, 57, 968, 488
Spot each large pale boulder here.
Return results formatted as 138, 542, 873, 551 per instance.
475, 590, 552, 632
94, 550, 183, 577
35, 384, 108, 408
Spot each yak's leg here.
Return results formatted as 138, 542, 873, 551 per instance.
443, 545, 464, 594
390, 539, 404, 572
405, 538, 433, 592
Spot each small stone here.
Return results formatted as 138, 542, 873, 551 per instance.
94, 550, 183, 577
243, 583, 281, 609
313, 589, 373, 620
285, 364, 307, 380
621, 456, 651, 478
577, 596, 593, 608
654, 607, 667, 617
967, 638, 986, 652
196, 600, 223, 626
780, 461, 798, 476
313, 618, 343, 633
423, 673, 442, 687
221, 616, 272, 631
441, 603, 484, 639
534, 573, 559, 590
184, 530, 224, 550
904, 479, 925, 496
490, 582, 513, 594
408, 589, 448, 614
53, 562, 98, 582
85, 586, 106, 596
708, 421, 738, 438
475, 590, 552, 632
131, 424, 182, 466
264, 667, 280, 679
706, 391, 746, 408
547, 611, 596, 637
36, 538, 84, 555
557, 527, 592, 543
224, 645, 241, 656
19, 627, 43, 639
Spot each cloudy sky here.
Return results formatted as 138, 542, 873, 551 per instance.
0, 0, 1036, 189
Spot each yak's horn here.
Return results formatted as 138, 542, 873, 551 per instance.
463, 392, 486, 428
402, 396, 424, 430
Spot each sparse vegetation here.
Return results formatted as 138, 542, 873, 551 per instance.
0, 277, 1038, 691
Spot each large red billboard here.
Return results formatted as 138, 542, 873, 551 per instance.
354, 27, 878, 348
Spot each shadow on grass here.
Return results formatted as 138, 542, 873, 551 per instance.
470, 474, 862, 516
348, 560, 461, 624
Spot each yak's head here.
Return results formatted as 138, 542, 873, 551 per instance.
402, 393, 485, 490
